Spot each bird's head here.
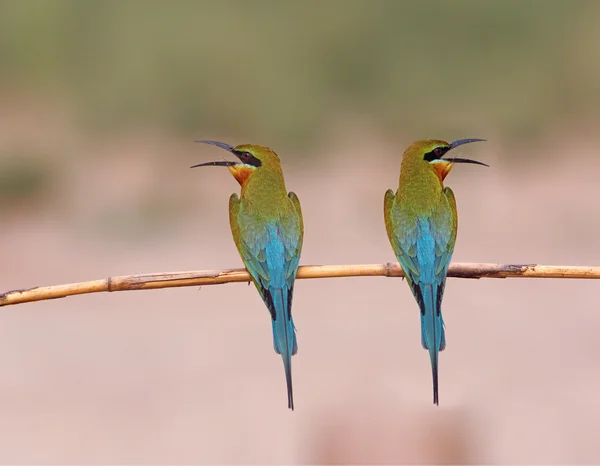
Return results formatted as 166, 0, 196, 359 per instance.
191, 140, 282, 186
402, 138, 488, 181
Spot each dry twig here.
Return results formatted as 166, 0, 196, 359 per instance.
1, 262, 598, 308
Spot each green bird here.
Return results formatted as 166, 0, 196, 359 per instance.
384, 138, 488, 405
191, 140, 303, 410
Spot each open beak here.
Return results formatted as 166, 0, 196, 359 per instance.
190, 140, 238, 168
444, 138, 489, 167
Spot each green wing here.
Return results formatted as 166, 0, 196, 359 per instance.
384, 189, 398, 260
228, 193, 303, 318
443, 186, 458, 256
384, 190, 457, 285
287, 191, 304, 278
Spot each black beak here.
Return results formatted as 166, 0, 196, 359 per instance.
195, 140, 235, 152
449, 138, 486, 149
190, 160, 237, 168
445, 138, 489, 167
190, 140, 238, 168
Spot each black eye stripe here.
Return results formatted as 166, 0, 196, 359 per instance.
424, 146, 450, 162
234, 150, 262, 167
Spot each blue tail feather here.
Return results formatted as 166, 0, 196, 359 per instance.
270, 287, 297, 410
419, 283, 445, 406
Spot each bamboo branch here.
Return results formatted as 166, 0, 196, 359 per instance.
1, 262, 599, 308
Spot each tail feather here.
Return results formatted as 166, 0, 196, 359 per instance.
271, 287, 297, 410
419, 283, 445, 406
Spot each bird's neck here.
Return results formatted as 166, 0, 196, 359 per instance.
397, 163, 444, 209
240, 167, 288, 205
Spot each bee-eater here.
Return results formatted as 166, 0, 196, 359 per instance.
384, 138, 488, 405
191, 140, 303, 410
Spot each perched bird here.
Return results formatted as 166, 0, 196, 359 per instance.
383, 138, 488, 405
191, 140, 303, 410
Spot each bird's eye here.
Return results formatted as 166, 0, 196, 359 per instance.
424, 145, 450, 162
234, 150, 262, 167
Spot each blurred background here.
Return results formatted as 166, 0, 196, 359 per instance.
1, 0, 600, 463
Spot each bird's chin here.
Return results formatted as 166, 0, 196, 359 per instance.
229, 164, 256, 186
430, 160, 453, 182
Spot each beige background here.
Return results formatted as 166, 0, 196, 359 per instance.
2, 1, 600, 462
1, 115, 599, 462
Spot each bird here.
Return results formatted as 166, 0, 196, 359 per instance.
191, 140, 303, 410
383, 138, 488, 405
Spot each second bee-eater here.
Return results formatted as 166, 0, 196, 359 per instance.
384, 138, 488, 405
191, 140, 303, 410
